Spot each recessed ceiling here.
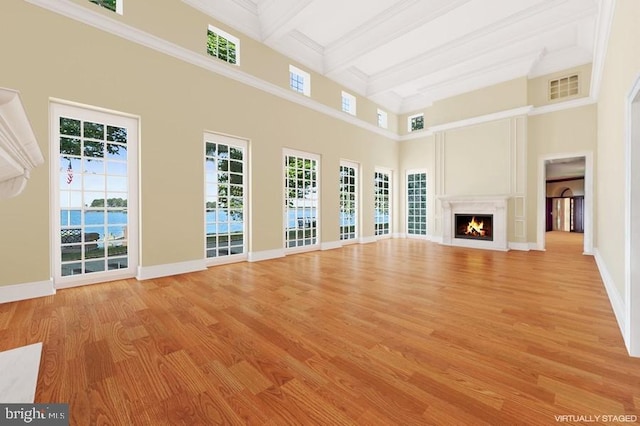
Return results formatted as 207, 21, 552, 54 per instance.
184, 0, 601, 114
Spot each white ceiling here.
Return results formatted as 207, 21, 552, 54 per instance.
184, 0, 602, 114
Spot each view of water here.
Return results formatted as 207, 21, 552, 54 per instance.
62, 208, 381, 238
61, 210, 127, 240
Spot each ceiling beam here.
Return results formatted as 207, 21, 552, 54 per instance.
365, 1, 597, 97
323, 0, 473, 75
258, 0, 315, 44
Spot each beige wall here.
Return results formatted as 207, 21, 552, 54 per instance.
0, 0, 397, 286
596, 0, 640, 297
399, 77, 528, 136
443, 121, 511, 196
526, 105, 597, 242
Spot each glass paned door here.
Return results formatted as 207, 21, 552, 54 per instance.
340, 162, 358, 241
285, 151, 319, 249
52, 103, 137, 284
374, 170, 391, 236
205, 133, 247, 260
407, 172, 427, 236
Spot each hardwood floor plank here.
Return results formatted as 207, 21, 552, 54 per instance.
2, 232, 639, 423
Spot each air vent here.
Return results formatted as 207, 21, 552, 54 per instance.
549, 74, 579, 100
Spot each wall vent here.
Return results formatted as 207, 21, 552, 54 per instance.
549, 74, 579, 100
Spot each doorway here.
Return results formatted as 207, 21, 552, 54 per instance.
625, 74, 640, 355
537, 153, 593, 254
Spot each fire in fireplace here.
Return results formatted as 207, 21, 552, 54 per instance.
455, 214, 494, 241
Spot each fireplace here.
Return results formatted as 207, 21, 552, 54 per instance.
439, 195, 509, 251
455, 214, 493, 241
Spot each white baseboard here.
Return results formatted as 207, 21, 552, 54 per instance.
321, 241, 342, 251
594, 248, 626, 339
429, 235, 443, 244
359, 236, 377, 244
393, 232, 406, 239
136, 259, 207, 281
508, 242, 530, 251
248, 248, 285, 262
0, 280, 55, 304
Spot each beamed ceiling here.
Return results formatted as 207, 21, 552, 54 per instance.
184, 0, 605, 114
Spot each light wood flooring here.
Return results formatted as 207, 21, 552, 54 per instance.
1, 232, 639, 424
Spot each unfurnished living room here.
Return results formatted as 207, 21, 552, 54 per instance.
1, 0, 640, 424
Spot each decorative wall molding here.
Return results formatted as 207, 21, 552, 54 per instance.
529, 96, 597, 116
136, 259, 207, 281
359, 236, 377, 244
0, 88, 44, 199
589, 0, 617, 100
0, 280, 54, 304
321, 241, 342, 251
248, 248, 285, 262
594, 248, 626, 343
508, 242, 530, 251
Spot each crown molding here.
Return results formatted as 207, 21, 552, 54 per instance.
25, 0, 397, 140
590, 0, 616, 100
22, 0, 607, 144
528, 96, 596, 116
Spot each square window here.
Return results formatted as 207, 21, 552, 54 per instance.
377, 109, 388, 129
289, 65, 311, 97
341, 91, 357, 116
207, 25, 240, 65
408, 113, 424, 132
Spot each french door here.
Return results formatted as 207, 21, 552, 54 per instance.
51, 102, 138, 287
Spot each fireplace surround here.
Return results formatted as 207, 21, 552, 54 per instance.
439, 195, 509, 251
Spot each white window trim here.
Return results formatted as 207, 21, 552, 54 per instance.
50, 100, 139, 288
408, 113, 424, 132
341, 91, 357, 116
204, 131, 249, 266
90, 0, 123, 15
340, 159, 360, 243
405, 169, 428, 239
207, 24, 241, 66
289, 65, 311, 97
377, 108, 388, 129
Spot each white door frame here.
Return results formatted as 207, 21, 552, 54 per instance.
625, 74, 640, 356
50, 100, 139, 288
536, 151, 593, 254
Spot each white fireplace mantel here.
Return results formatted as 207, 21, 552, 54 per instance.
439, 195, 510, 251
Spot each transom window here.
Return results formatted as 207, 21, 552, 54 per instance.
377, 109, 388, 129
341, 91, 357, 116
340, 161, 359, 241
408, 113, 424, 132
407, 171, 427, 236
289, 65, 311, 97
374, 169, 392, 236
205, 133, 247, 261
52, 102, 138, 284
285, 150, 319, 250
207, 25, 239, 65
89, 0, 123, 14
